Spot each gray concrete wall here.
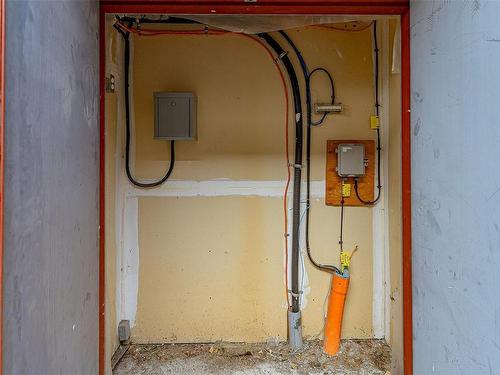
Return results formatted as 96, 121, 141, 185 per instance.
411, 1, 500, 374
3, 1, 99, 374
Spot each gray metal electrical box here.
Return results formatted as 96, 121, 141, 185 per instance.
154, 92, 197, 140
118, 320, 131, 343
337, 143, 366, 177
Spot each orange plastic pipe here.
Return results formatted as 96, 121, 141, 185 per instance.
323, 272, 350, 355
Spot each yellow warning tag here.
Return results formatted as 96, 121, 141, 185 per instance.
340, 246, 358, 272
370, 115, 380, 129
342, 183, 351, 198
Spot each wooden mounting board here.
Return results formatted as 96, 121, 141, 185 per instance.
326, 140, 375, 207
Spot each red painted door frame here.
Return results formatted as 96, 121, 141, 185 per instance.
98, 2, 412, 375
0, 0, 4, 373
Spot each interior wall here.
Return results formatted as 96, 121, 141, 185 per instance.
131, 25, 375, 343
3, 1, 99, 374
105, 20, 402, 345
411, 0, 500, 373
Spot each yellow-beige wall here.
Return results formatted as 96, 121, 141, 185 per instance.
131, 26, 374, 343
105, 20, 402, 349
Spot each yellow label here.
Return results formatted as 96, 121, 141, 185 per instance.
340, 252, 351, 271
370, 115, 380, 129
342, 183, 351, 197
340, 246, 358, 272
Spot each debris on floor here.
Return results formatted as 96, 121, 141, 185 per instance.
113, 339, 391, 375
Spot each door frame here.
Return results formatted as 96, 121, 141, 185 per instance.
0, 0, 4, 373
98, 2, 412, 374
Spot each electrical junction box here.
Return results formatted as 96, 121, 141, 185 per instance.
326, 140, 375, 206
118, 320, 131, 343
154, 92, 197, 140
337, 143, 366, 177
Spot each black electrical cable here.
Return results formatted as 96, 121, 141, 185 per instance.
279, 31, 341, 275
279, 32, 335, 128
259, 33, 304, 312
115, 19, 176, 188
339, 196, 344, 252
308, 68, 335, 126
119, 16, 201, 25
354, 20, 382, 205
278, 31, 311, 124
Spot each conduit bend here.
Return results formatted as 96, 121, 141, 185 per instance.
115, 22, 176, 188
258, 33, 304, 316
114, 18, 307, 348
278, 31, 341, 276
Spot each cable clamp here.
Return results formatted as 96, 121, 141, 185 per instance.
274, 51, 288, 63
298, 201, 311, 209
288, 290, 303, 298
290, 163, 303, 169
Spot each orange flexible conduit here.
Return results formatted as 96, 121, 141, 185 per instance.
323, 272, 349, 355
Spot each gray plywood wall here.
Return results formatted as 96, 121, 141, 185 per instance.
411, 1, 500, 373
3, 0, 99, 374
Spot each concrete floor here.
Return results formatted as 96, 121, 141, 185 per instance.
113, 339, 391, 375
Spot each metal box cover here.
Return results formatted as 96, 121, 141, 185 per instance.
154, 92, 196, 140
337, 143, 365, 177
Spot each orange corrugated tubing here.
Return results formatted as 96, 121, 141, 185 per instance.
323, 272, 349, 356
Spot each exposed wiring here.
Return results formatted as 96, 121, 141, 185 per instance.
282, 87, 292, 309
354, 20, 382, 205
228, 33, 294, 309
223, 32, 295, 308
115, 21, 228, 36
308, 67, 335, 126
119, 15, 201, 25
115, 18, 294, 306
115, 21, 176, 188
339, 196, 344, 252
258, 33, 305, 314
279, 31, 341, 275
312, 21, 374, 32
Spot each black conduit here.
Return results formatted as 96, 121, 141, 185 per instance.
279, 31, 341, 275
259, 33, 303, 313
354, 20, 382, 204
115, 22, 176, 188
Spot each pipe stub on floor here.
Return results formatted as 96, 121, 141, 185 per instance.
288, 310, 303, 350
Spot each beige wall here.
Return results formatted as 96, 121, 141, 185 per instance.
132, 28, 375, 182
105, 20, 403, 347
134, 197, 373, 342
130, 26, 376, 343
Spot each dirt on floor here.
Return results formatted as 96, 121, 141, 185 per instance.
113, 339, 391, 375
